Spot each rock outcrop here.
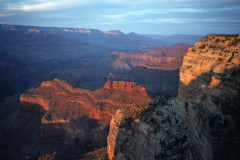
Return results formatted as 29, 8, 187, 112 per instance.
110, 44, 191, 71
179, 34, 240, 100
179, 34, 240, 160
107, 34, 240, 160
103, 81, 147, 94
28, 28, 40, 33
104, 30, 125, 36
107, 96, 189, 160
19, 79, 151, 149
62, 28, 92, 34
108, 67, 180, 97
105, 44, 191, 97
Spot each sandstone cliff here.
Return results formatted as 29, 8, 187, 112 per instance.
179, 34, 240, 100
19, 79, 151, 150
107, 96, 189, 160
105, 44, 191, 97
107, 34, 240, 160
109, 44, 191, 71
179, 34, 240, 160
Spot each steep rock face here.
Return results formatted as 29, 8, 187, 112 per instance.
20, 79, 151, 149
105, 44, 191, 97
104, 81, 147, 94
108, 67, 180, 97
107, 34, 240, 160
180, 34, 240, 160
179, 35, 240, 100
109, 44, 191, 71
107, 96, 189, 160
113, 44, 191, 70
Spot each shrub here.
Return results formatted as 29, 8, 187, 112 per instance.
209, 45, 217, 49
200, 45, 206, 49
120, 104, 148, 120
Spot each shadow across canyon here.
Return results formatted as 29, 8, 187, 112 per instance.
0, 102, 110, 159
109, 66, 240, 160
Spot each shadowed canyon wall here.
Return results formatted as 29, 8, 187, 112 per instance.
108, 44, 191, 71
1, 80, 151, 159
106, 44, 191, 97
0, 24, 192, 107
107, 34, 240, 160
180, 34, 240, 160
20, 79, 151, 147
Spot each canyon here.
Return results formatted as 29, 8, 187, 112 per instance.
107, 44, 191, 71
2, 24, 237, 160
107, 34, 240, 160
1, 80, 151, 159
106, 44, 191, 96
0, 24, 195, 103
0, 24, 194, 121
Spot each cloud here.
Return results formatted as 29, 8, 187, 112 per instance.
9, 2, 55, 11
99, 7, 210, 21
6, 1, 71, 11
101, 14, 127, 19
142, 16, 240, 25
169, 8, 207, 13
106, 0, 126, 3
143, 18, 185, 24
0, 13, 15, 17
201, 18, 240, 23
2, 0, 240, 14
3, 0, 130, 12
127, 9, 159, 16
0, 0, 239, 34
98, 22, 113, 25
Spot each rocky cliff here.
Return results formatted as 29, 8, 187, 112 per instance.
107, 34, 240, 160
105, 44, 191, 97
107, 67, 180, 97
180, 34, 240, 160
179, 34, 240, 100
110, 44, 191, 71
19, 79, 151, 150
107, 96, 189, 160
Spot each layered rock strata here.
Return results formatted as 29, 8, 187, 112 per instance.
20, 79, 151, 149
107, 96, 189, 160
109, 44, 191, 71
180, 34, 240, 160
179, 34, 240, 100
105, 44, 191, 97
107, 34, 240, 160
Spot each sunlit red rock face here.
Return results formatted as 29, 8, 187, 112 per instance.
179, 35, 240, 100
106, 34, 240, 160
111, 44, 191, 70
20, 79, 151, 149
179, 34, 240, 160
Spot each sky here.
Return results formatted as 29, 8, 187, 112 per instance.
0, 0, 240, 35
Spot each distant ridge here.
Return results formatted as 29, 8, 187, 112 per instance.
143, 33, 204, 45
0, 23, 167, 52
